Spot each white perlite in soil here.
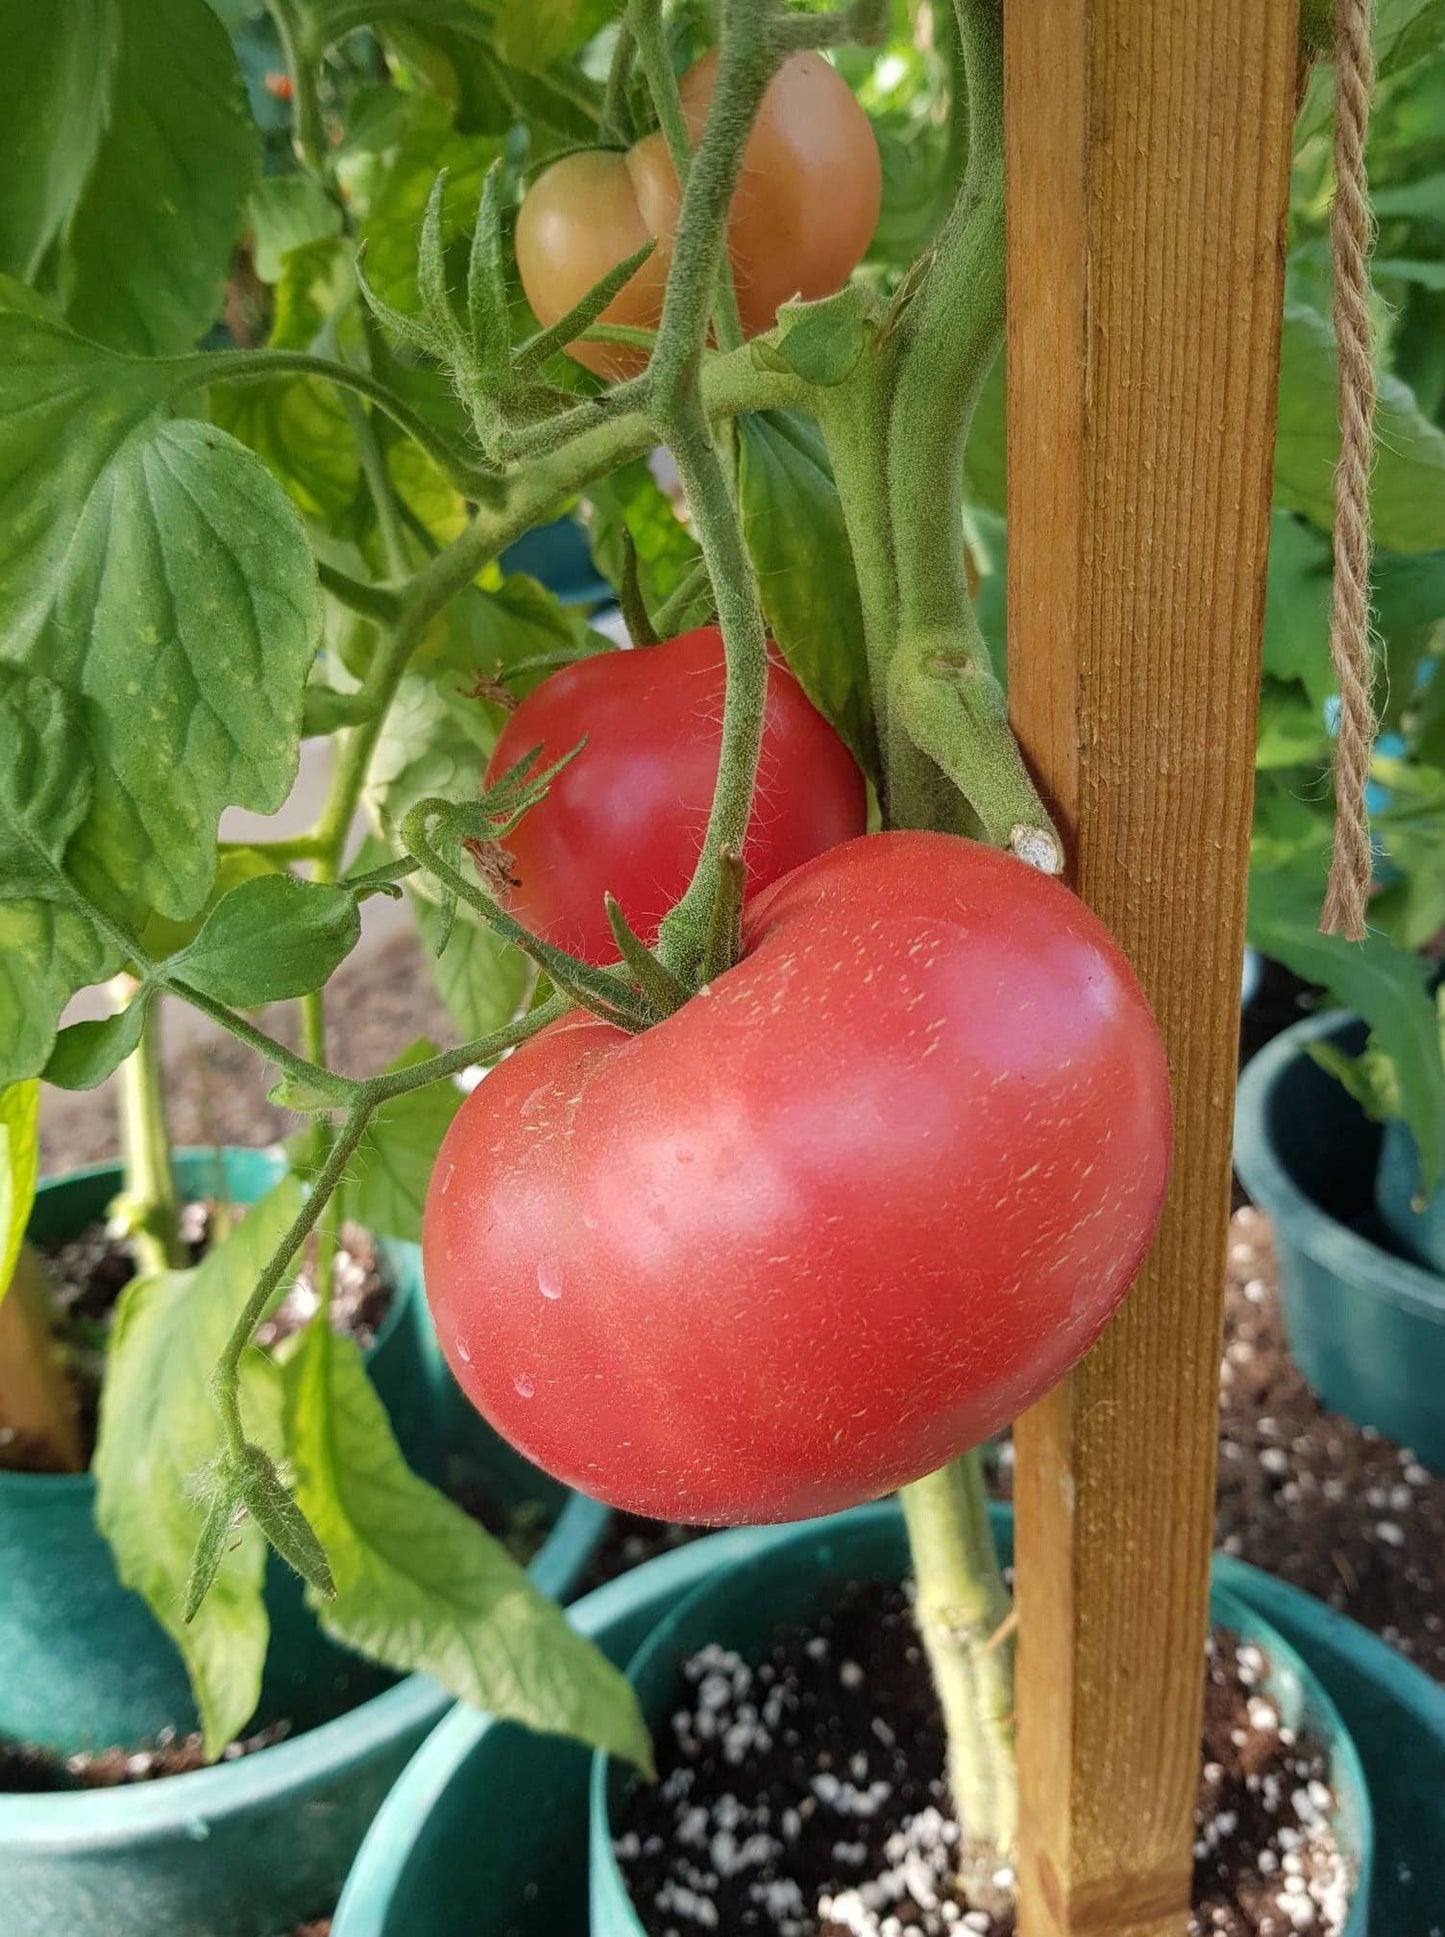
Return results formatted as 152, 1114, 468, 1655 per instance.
616, 1606, 1356, 1937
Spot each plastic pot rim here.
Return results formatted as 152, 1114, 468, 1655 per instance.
331, 1520, 805, 1937
0, 1489, 604, 1851
1234, 1011, 1445, 1329
0, 1150, 610, 1850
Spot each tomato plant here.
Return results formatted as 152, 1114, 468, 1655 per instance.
485, 626, 866, 962
515, 49, 881, 376
425, 831, 1170, 1522
1, 0, 1425, 1903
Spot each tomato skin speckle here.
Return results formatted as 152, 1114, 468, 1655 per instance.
424, 832, 1172, 1525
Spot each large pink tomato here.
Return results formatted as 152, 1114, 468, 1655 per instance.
484, 627, 866, 965
423, 832, 1172, 1524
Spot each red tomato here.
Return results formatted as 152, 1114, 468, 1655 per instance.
484, 627, 866, 966
423, 832, 1172, 1524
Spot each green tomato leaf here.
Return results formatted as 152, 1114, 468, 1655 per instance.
0, 0, 258, 354
1275, 300, 1445, 553
0, 314, 322, 930
1247, 869, 1445, 1190
584, 462, 703, 619
0, 1079, 40, 1300
490, 0, 618, 72
1254, 680, 1333, 771
248, 177, 344, 284
0, 669, 94, 902
335, 1039, 462, 1244
737, 410, 877, 778
211, 237, 360, 528
763, 291, 869, 389
173, 875, 362, 1007
351, 93, 504, 315
0, 901, 119, 1088
287, 1319, 652, 1770
0, 6, 108, 283
94, 1176, 303, 1757
365, 666, 495, 852
1262, 514, 1335, 711
0, 669, 122, 1083
43, 989, 153, 1093
410, 885, 531, 1041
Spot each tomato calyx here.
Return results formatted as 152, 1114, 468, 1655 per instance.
358, 160, 659, 469
399, 746, 673, 1037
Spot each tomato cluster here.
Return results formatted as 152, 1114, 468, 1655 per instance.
424, 53, 1170, 1526
515, 52, 882, 378
426, 679, 1171, 1520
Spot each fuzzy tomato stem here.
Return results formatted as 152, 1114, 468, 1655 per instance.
114, 982, 185, 1278
900, 1452, 1018, 1878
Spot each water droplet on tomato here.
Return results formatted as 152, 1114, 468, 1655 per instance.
537, 1264, 562, 1300
514, 1371, 535, 1399
455, 1337, 472, 1363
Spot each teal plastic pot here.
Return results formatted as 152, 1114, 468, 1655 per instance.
590, 1505, 1372, 1937
0, 1148, 609, 1937
2, 1147, 436, 1750
332, 1523, 799, 1937
1375, 1116, 1445, 1277
1235, 1012, 1445, 1470
336, 1508, 1389, 1937
499, 515, 612, 608
1216, 1551, 1445, 1934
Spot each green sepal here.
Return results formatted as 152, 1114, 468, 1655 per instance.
184, 1479, 241, 1625
512, 239, 656, 381
605, 896, 688, 1017
234, 1441, 336, 1600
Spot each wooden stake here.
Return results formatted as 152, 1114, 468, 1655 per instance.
0, 1248, 84, 1475
1004, 5, 1300, 1934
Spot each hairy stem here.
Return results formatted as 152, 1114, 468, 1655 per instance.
900, 1455, 1017, 1871
113, 983, 184, 1277
881, 0, 1056, 862
601, 15, 638, 144
630, 0, 745, 352
213, 1106, 370, 1460
648, 0, 784, 976
268, 0, 332, 186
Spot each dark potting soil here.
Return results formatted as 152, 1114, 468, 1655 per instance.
0, 1719, 293, 1794
0, 1200, 393, 1471
1213, 1206, 1445, 1684
581, 1513, 709, 1594
988, 1206, 1445, 1687
616, 1581, 1355, 1937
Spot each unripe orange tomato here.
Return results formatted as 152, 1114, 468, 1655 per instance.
514, 52, 881, 378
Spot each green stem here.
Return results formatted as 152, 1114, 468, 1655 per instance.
899, 1454, 1017, 1867
186, 348, 492, 497
647, 0, 784, 975
113, 983, 184, 1277
630, 0, 745, 352
601, 16, 637, 144
268, 0, 332, 186
816, 368, 898, 780
213, 1104, 370, 1460
882, 0, 1057, 862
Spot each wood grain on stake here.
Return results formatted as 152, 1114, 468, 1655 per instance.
1004, 4, 1300, 1935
